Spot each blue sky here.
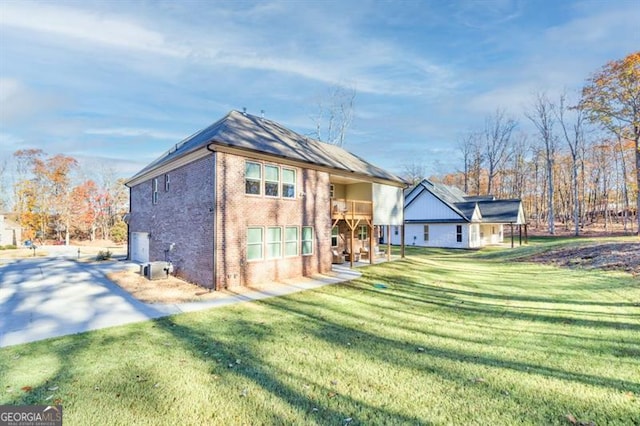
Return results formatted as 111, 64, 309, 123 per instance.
1, 0, 639, 180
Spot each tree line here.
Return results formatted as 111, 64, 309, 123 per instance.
1, 149, 128, 244
425, 52, 639, 236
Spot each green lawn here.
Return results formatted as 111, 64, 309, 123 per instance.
1, 239, 639, 425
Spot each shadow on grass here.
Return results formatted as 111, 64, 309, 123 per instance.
259, 293, 640, 396
154, 315, 431, 424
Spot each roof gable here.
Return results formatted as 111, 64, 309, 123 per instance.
127, 110, 404, 186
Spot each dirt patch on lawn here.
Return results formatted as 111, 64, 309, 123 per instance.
522, 242, 640, 276
107, 269, 334, 304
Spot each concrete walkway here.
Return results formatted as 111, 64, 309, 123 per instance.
0, 256, 361, 348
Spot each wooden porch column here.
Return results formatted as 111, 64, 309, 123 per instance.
401, 224, 405, 258
350, 227, 355, 268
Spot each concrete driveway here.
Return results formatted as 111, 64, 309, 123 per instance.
0, 255, 361, 348
0, 257, 176, 347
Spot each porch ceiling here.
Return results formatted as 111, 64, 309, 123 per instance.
330, 174, 369, 185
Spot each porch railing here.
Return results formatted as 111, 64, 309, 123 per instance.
330, 199, 373, 220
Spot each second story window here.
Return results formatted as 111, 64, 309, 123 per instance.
152, 178, 158, 205
265, 165, 279, 197
245, 161, 261, 195
282, 168, 296, 198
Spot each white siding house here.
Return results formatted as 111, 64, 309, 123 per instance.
382, 179, 526, 249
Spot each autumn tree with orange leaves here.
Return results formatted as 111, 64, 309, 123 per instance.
580, 51, 640, 234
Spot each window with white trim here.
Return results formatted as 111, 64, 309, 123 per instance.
423, 225, 429, 242
456, 225, 463, 243
331, 226, 339, 247
265, 165, 279, 197
247, 227, 263, 260
285, 226, 298, 257
245, 161, 261, 195
394, 226, 399, 235
282, 168, 296, 198
266, 226, 282, 259
358, 225, 368, 241
301, 226, 313, 255
164, 174, 170, 192
152, 178, 158, 205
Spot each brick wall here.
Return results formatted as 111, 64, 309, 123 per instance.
214, 152, 332, 289
129, 155, 216, 287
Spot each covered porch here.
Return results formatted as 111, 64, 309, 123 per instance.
329, 175, 404, 268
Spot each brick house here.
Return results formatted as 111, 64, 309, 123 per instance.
125, 111, 405, 290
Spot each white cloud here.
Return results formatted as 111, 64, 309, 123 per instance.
84, 127, 186, 140
0, 2, 186, 58
0, 1, 455, 97
0, 78, 62, 123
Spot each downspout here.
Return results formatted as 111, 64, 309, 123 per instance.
206, 145, 217, 291
126, 184, 131, 261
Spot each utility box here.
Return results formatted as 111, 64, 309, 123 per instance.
146, 261, 170, 280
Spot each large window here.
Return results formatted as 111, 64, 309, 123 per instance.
456, 225, 463, 243
245, 162, 261, 195
285, 226, 298, 257
152, 178, 158, 205
265, 165, 279, 197
302, 226, 313, 255
266, 227, 282, 259
423, 225, 430, 242
282, 168, 296, 198
331, 226, 339, 247
358, 225, 368, 241
247, 227, 263, 260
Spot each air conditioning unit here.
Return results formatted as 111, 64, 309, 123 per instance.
145, 261, 173, 280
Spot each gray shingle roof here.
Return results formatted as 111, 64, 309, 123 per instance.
127, 110, 404, 185
409, 179, 525, 224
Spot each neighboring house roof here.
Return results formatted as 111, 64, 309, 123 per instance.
127, 110, 405, 186
407, 179, 525, 224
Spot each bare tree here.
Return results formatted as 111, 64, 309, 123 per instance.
526, 93, 557, 235
457, 133, 475, 193
311, 84, 356, 146
401, 161, 426, 186
483, 109, 517, 195
557, 93, 586, 236
0, 158, 8, 211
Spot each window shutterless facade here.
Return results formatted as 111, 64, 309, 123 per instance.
165, 174, 170, 192
247, 227, 264, 260
152, 178, 158, 204
282, 168, 296, 198
265, 165, 279, 197
358, 225, 368, 240
423, 225, 429, 241
285, 226, 298, 256
331, 226, 339, 247
245, 161, 262, 195
456, 225, 462, 242
301, 226, 313, 255
245, 161, 296, 199
266, 226, 282, 259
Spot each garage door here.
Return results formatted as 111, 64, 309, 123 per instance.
130, 232, 149, 263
